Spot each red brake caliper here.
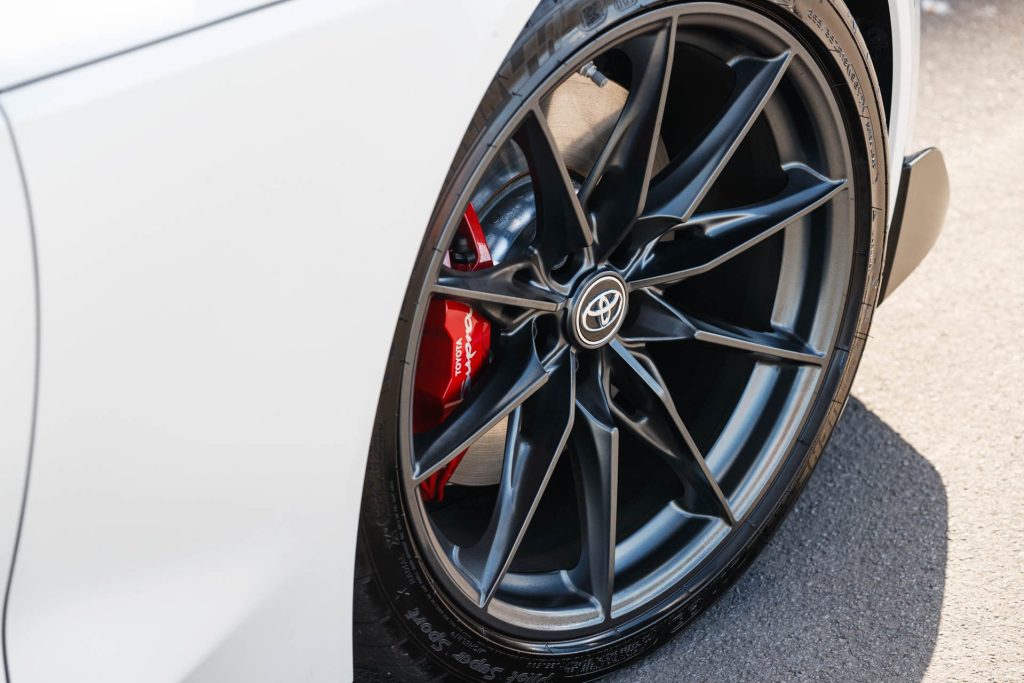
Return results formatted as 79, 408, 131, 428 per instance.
414, 204, 493, 502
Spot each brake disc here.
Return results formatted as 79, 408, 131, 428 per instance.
450, 72, 667, 488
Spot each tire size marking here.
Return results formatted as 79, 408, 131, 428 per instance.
807, 6, 880, 183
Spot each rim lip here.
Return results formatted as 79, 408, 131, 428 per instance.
396, 1, 860, 647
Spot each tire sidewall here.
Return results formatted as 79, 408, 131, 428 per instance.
358, 1, 887, 680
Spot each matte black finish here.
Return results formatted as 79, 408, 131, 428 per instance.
404, 5, 858, 637
354, 0, 890, 678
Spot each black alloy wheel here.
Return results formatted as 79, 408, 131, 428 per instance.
356, 1, 888, 680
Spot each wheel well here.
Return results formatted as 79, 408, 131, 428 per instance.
844, 0, 894, 120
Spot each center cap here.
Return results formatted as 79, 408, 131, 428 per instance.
571, 273, 628, 348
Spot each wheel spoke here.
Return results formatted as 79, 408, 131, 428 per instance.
569, 352, 618, 617
578, 20, 677, 258
618, 289, 696, 344
643, 52, 792, 223
456, 350, 577, 607
690, 317, 825, 365
514, 108, 593, 272
412, 324, 550, 482
629, 164, 846, 287
607, 340, 734, 524
619, 290, 824, 364
435, 259, 565, 314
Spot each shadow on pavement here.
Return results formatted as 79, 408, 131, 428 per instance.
613, 398, 947, 682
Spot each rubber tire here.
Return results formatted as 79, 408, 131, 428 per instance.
354, 1, 889, 680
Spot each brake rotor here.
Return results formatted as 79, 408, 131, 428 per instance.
421, 73, 667, 493
451, 74, 642, 489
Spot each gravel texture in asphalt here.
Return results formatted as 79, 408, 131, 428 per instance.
611, 1, 1024, 680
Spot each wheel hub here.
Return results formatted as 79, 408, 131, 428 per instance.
569, 272, 628, 348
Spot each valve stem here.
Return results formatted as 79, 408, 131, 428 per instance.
579, 61, 609, 87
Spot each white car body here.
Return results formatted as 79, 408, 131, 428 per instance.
0, 1, 921, 681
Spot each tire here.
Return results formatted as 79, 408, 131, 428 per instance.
355, 0, 888, 680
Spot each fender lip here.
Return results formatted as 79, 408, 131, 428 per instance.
879, 147, 950, 303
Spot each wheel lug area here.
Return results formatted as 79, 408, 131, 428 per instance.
567, 270, 628, 349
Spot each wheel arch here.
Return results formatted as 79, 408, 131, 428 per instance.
845, 0, 895, 116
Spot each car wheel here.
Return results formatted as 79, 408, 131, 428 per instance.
355, 0, 887, 680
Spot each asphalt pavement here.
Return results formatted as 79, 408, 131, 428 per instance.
611, 1, 1024, 680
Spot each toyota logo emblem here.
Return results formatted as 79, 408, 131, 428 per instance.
572, 274, 627, 348
582, 291, 623, 333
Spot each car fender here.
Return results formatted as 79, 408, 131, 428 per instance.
0, 1, 537, 681
0, 107, 37, 683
